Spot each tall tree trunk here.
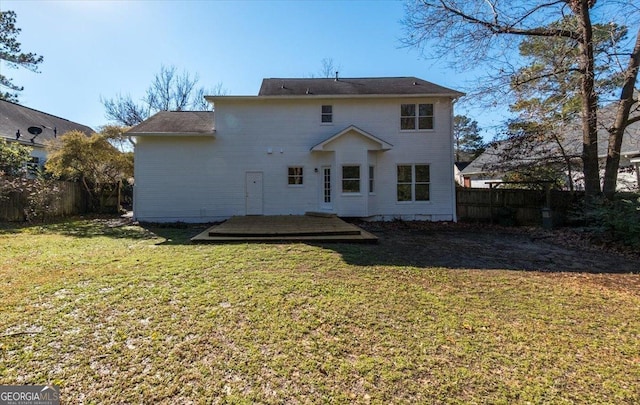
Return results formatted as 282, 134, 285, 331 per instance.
602, 28, 640, 199
573, 1, 601, 196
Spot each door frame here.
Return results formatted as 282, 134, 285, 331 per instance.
245, 171, 264, 215
319, 166, 333, 211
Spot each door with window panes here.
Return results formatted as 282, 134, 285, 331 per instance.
319, 166, 332, 211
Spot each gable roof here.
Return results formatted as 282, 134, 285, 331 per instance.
259, 77, 464, 97
311, 125, 393, 152
0, 99, 94, 147
454, 162, 471, 171
126, 111, 215, 136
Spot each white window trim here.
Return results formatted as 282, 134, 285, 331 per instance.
341, 164, 361, 194
321, 105, 333, 125
287, 166, 304, 187
400, 103, 434, 132
368, 165, 375, 195
396, 164, 431, 203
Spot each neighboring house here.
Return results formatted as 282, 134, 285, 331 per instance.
461, 104, 640, 190
454, 162, 470, 187
0, 99, 94, 171
128, 76, 464, 222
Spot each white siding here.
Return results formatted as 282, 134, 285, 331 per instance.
134, 97, 457, 222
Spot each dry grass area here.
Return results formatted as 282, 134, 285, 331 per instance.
0, 218, 639, 403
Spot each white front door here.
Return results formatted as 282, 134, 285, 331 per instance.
245, 172, 263, 215
319, 166, 332, 211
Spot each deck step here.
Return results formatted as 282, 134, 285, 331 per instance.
305, 211, 337, 218
209, 229, 361, 237
191, 215, 377, 244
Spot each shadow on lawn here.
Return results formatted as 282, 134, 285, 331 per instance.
5, 217, 637, 273
0, 216, 199, 242
325, 223, 640, 274
147, 220, 640, 274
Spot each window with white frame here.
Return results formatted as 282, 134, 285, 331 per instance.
26, 157, 40, 174
342, 165, 360, 193
369, 166, 375, 193
397, 164, 430, 201
400, 103, 433, 130
288, 167, 303, 185
321, 105, 333, 123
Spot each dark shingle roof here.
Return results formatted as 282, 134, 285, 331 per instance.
258, 77, 464, 97
126, 111, 215, 135
0, 99, 94, 147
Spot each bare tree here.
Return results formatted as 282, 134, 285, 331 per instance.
319, 58, 341, 78
192, 82, 227, 111
101, 94, 149, 127
308, 58, 342, 78
402, 0, 640, 197
102, 65, 225, 126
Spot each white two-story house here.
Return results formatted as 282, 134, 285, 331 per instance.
129, 77, 463, 222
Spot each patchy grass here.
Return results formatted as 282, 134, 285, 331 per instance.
0, 218, 639, 403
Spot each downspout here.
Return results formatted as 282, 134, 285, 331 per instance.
450, 97, 458, 222
132, 136, 138, 221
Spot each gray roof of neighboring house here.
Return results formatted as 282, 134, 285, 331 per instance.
460, 141, 512, 176
597, 103, 640, 156
126, 111, 215, 135
461, 103, 640, 176
258, 77, 464, 97
0, 99, 94, 147
454, 162, 470, 171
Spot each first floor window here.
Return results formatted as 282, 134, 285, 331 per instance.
288, 167, 303, 185
369, 166, 375, 193
397, 164, 430, 201
342, 165, 360, 193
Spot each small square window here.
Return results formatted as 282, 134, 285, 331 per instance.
288, 167, 303, 185
321, 105, 333, 123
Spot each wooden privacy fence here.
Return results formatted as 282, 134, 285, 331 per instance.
0, 180, 88, 221
456, 187, 581, 226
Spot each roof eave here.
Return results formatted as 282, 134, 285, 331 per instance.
2, 136, 46, 148
206, 93, 465, 103
129, 131, 216, 137
310, 125, 393, 152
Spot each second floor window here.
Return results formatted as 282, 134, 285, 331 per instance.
321, 105, 333, 123
400, 103, 433, 130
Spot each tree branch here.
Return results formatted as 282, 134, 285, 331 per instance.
438, 0, 581, 39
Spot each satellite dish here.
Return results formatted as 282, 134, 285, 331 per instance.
27, 126, 43, 135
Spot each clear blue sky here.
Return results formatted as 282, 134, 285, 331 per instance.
2, 0, 507, 138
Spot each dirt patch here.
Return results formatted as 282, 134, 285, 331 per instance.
354, 221, 640, 274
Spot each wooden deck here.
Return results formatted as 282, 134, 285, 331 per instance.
191, 214, 377, 243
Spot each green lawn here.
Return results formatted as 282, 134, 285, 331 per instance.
1, 218, 639, 403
